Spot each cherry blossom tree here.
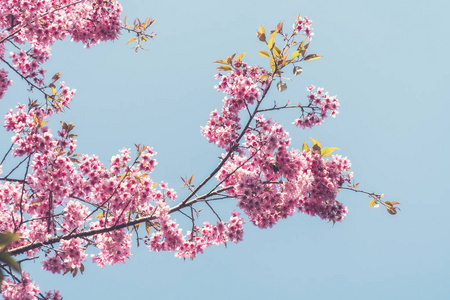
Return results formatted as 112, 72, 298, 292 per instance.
0, 1, 399, 299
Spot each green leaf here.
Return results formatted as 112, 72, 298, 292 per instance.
0, 252, 21, 273
304, 54, 323, 61
302, 141, 310, 152
0, 232, 20, 249
258, 50, 270, 57
216, 65, 232, 71
321, 147, 339, 157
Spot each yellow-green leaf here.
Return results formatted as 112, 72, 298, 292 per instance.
259, 25, 265, 34
304, 54, 322, 61
127, 37, 137, 44
257, 26, 266, 42
226, 54, 236, 65
235, 52, 246, 62
213, 59, 228, 65
188, 174, 194, 185
302, 141, 310, 152
0, 233, 20, 249
52, 71, 61, 82
49, 83, 57, 96
258, 50, 270, 57
270, 56, 276, 72
217, 65, 232, 71
369, 199, 377, 209
267, 30, 277, 50
273, 46, 281, 57
93, 212, 104, 219
303, 42, 310, 52
297, 38, 306, 51
309, 137, 321, 148
145, 221, 152, 234
0, 253, 20, 273
152, 182, 158, 190
292, 50, 301, 59
321, 147, 339, 157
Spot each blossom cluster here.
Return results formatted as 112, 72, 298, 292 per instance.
1, 272, 42, 300
1, 96, 245, 296
213, 115, 352, 228
145, 200, 244, 260
293, 85, 340, 129
1, 96, 247, 295
175, 211, 244, 259
1, 272, 62, 300
201, 61, 269, 150
293, 14, 314, 40
0, 0, 123, 99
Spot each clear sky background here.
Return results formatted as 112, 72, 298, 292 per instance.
1, 0, 450, 299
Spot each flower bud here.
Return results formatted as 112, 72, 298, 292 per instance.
293, 66, 303, 75
277, 81, 287, 92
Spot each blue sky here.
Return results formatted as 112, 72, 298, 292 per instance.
2, 0, 450, 299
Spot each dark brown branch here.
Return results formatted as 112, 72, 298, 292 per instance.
9, 185, 235, 256
180, 76, 274, 207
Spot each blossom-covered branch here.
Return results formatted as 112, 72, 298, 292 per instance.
0, 2, 393, 299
